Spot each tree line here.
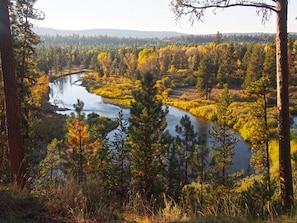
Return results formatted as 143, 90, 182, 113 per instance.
37, 38, 297, 95
37, 32, 281, 48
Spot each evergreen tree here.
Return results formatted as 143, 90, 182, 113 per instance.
243, 43, 265, 88
37, 138, 63, 189
245, 77, 271, 195
127, 72, 169, 200
217, 42, 238, 86
192, 137, 209, 206
10, 0, 43, 138
0, 0, 25, 188
214, 31, 223, 45
210, 84, 238, 187
263, 44, 276, 88
196, 57, 215, 99
176, 114, 198, 187
164, 139, 183, 201
111, 110, 130, 201
249, 99, 270, 176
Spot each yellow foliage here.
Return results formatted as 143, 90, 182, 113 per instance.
137, 48, 158, 74
268, 140, 297, 180
235, 175, 262, 193
190, 105, 216, 120
31, 74, 49, 105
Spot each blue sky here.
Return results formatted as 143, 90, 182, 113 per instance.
34, 0, 297, 34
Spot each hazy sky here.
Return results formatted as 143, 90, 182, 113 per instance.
34, 0, 297, 35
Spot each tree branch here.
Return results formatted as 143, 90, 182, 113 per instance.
171, 1, 277, 25
180, 2, 277, 13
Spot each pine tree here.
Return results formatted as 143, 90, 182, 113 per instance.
217, 42, 238, 86
263, 44, 276, 88
243, 43, 265, 88
164, 139, 183, 201
175, 114, 198, 186
10, 0, 43, 144
127, 72, 169, 200
245, 77, 271, 195
37, 138, 63, 189
0, 0, 25, 188
111, 110, 130, 201
196, 57, 215, 99
210, 84, 238, 187
192, 137, 209, 206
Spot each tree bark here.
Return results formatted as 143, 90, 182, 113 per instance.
276, 0, 293, 210
0, 0, 25, 188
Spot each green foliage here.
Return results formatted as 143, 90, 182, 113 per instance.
243, 43, 265, 88
240, 179, 277, 220
210, 85, 238, 187
176, 115, 198, 186
110, 110, 130, 201
0, 187, 41, 222
36, 138, 63, 191
196, 57, 216, 99
164, 139, 183, 201
217, 42, 239, 86
87, 112, 118, 139
128, 72, 169, 200
181, 182, 213, 216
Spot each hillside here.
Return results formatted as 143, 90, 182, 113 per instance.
33, 27, 185, 39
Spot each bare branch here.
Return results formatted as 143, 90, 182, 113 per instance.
171, 0, 277, 25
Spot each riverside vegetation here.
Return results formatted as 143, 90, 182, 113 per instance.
2, 0, 297, 222
24, 37, 297, 222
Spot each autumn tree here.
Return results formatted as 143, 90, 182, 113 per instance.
137, 48, 159, 75
185, 46, 200, 71
62, 99, 99, 184
171, 0, 293, 210
97, 51, 112, 77
123, 52, 138, 78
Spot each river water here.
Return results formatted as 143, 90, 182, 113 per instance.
48, 73, 251, 173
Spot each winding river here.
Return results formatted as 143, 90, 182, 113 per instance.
49, 73, 251, 173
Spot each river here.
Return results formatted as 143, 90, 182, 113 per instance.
48, 73, 251, 173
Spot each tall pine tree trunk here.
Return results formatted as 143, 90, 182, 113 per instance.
276, 0, 293, 210
0, 0, 25, 188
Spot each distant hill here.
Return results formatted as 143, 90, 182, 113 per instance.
33, 27, 185, 39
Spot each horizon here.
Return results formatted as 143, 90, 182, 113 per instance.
34, 0, 297, 35
36, 27, 291, 37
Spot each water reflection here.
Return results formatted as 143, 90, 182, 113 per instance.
48, 73, 251, 173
